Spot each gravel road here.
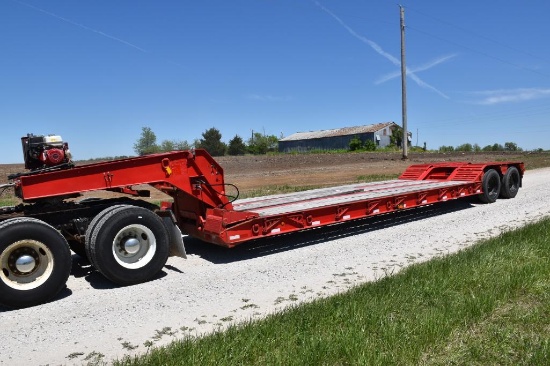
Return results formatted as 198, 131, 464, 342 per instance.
1, 167, 550, 366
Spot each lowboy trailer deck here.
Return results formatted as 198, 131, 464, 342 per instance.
0, 144, 524, 308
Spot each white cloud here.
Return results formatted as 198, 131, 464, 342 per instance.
472, 88, 550, 105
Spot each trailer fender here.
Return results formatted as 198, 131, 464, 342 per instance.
162, 216, 187, 259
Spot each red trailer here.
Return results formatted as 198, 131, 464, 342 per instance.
0, 135, 524, 308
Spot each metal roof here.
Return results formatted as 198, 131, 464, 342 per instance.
279, 122, 397, 142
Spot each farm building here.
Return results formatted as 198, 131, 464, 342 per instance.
278, 122, 402, 153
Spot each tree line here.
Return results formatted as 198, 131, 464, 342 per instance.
133, 127, 279, 157
438, 142, 523, 153
133, 126, 530, 158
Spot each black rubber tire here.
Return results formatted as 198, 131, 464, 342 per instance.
500, 166, 520, 199
0, 218, 72, 308
88, 206, 170, 285
85, 205, 130, 267
478, 169, 501, 203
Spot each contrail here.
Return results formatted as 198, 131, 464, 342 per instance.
9, 0, 147, 53
473, 88, 550, 105
376, 54, 457, 84
313, 1, 449, 99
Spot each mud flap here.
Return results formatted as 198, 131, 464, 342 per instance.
161, 215, 187, 259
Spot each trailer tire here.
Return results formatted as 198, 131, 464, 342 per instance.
500, 166, 520, 199
88, 206, 170, 285
478, 169, 501, 203
85, 205, 131, 267
0, 218, 72, 308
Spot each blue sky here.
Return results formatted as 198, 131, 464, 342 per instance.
1, 0, 549, 163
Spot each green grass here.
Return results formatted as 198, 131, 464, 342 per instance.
115, 218, 550, 366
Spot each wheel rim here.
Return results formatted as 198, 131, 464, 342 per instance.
0, 240, 55, 290
112, 224, 157, 270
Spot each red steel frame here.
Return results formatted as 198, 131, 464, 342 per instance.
12, 150, 524, 248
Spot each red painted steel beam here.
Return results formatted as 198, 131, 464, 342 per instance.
15, 149, 231, 209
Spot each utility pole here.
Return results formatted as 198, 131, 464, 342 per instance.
400, 5, 408, 160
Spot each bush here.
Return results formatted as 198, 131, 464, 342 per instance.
364, 140, 376, 151
349, 137, 363, 151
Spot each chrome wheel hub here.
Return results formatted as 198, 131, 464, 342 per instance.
15, 254, 37, 274
0, 240, 54, 290
112, 224, 157, 269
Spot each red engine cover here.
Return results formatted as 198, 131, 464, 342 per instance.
41, 148, 65, 166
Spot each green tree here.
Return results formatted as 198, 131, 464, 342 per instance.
227, 135, 247, 156
481, 143, 504, 152
174, 140, 191, 150
390, 125, 403, 147
248, 132, 278, 154
439, 145, 455, 152
159, 140, 175, 152
133, 127, 159, 156
266, 135, 279, 152
504, 142, 520, 151
456, 143, 473, 152
197, 127, 226, 156
159, 140, 190, 152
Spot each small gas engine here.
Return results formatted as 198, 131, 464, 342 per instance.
21, 133, 72, 171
